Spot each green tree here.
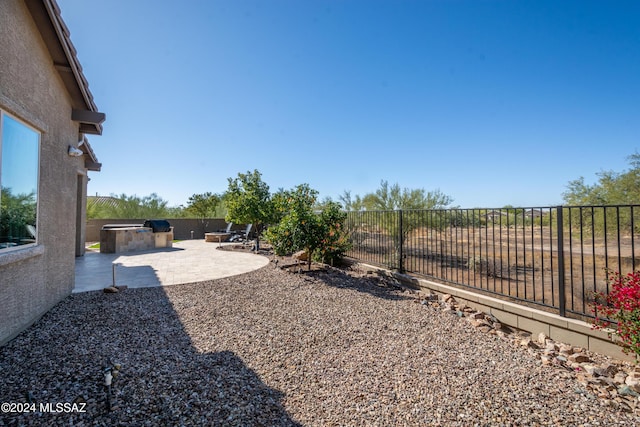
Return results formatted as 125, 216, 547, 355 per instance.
184, 192, 225, 233
265, 184, 350, 269
185, 192, 222, 218
225, 170, 274, 250
316, 200, 350, 266
361, 180, 453, 211
86, 193, 176, 219
563, 152, 640, 205
338, 190, 365, 211
270, 188, 291, 224
350, 180, 454, 269
86, 197, 112, 219
563, 152, 640, 236
266, 184, 321, 270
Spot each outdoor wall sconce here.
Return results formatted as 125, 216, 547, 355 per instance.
68, 144, 83, 157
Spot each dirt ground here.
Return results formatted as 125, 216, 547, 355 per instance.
218, 242, 331, 273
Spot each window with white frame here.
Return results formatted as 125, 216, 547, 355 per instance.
0, 111, 40, 250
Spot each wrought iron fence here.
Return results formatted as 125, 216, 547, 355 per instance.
345, 206, 640, 321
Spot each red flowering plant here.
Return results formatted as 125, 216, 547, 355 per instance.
591, 270, 640, 358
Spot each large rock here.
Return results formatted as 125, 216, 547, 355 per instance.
537, 332, 548, 346
625, 372, 640, 392
293, 250, 309, 261
559, 344, 574, 355
568, 353, 591, 363
520, 338, 539, 349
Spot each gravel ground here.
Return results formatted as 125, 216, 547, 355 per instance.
0, 257, 638, 426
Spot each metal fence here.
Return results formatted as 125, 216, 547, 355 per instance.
345, 206, 640, 321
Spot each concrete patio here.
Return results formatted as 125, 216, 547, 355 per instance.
74, 240, 269, 293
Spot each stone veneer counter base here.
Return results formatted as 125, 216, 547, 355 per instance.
100, 227, 173, 253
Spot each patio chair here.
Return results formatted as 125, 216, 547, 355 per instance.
217, 222, 233, 233
229, 224, 252, 242
20, 224, 36, 244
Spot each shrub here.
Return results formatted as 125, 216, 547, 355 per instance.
314, 202, 351, 266
591, 270, 640, 358
264, 185, 350, 269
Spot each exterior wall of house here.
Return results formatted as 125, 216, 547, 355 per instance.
0, 0, 88, 344
76, 173, 88, 257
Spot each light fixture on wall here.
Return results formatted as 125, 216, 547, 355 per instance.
68, 134, 85, 157
68, 144, 83, 157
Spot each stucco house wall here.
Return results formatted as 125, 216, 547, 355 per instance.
0, 0, 104, 345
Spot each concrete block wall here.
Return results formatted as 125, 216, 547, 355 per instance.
86, 219, 245, 242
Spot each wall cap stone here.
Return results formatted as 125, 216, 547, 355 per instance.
0, 245, 44, 268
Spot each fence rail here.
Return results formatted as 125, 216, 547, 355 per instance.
345, 206, 640, 321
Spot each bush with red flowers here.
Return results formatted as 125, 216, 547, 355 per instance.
591, 270, 640, 358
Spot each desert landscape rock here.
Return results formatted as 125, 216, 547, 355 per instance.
0, 255, 638, 425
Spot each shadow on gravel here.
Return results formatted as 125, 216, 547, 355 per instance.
221, 243, 416, 302
0, 286, 301, 426
297, 265, 416, 302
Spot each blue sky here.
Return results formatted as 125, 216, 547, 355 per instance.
57, 0, 639, 209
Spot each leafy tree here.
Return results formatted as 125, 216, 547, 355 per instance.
338, 190, 365, 211
343, 180, 454, 269
265, 184, 350, 269
316, 201, 350, 266
361, 180, 453, 211
86, 193, 176, 219
183, 192, 225, 233
111, 194, 141, 218
166, 205, 188, 218
185, 192, 223, 218
225, 170, 274, 250
563, 152, 640, 205
563, 152, 640, 235
314, 196, 336, 211
86, 197, 112, 219
118, 193, 169, 218
270, 188, 291, 224
265, 184, 321, 270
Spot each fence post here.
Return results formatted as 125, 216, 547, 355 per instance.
556, 206, 566, 317
398, 209, 404, 273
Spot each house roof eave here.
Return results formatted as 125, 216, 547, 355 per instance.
79, 135, 101, 172
24, 0, 105, 135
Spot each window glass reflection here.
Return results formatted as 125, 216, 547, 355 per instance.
0, 114, 39, 249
